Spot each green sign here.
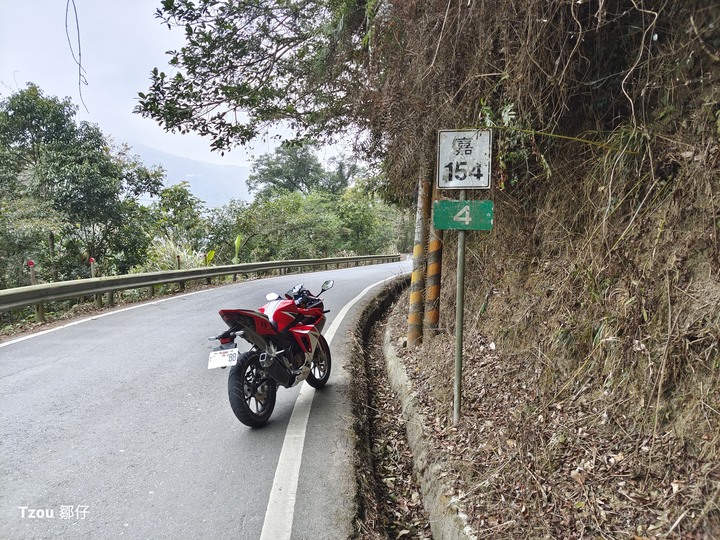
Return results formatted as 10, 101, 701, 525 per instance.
433, 200, 494, 231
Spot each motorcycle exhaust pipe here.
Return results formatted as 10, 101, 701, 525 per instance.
259, 348, 285, 368
259, 352, 272, 367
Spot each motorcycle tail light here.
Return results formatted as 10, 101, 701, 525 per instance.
219, 337, 233, 344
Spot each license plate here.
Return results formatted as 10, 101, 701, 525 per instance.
208, 347, 238, 369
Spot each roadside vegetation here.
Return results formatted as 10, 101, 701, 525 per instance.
0, 85, 413, 332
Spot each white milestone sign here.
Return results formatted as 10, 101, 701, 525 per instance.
437, 129, 492, 189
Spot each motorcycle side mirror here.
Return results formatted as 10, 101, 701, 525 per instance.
266, 292, 281, 301
321, 280, 334, 292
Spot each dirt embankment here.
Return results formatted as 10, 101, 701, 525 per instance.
351, 261, 717, 538
372, 134, 720, 537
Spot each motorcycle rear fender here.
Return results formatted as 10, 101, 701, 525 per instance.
218, 308, 274, 350
219, 309, 275, 334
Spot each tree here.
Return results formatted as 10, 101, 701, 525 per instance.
244, 191, 343, 261
32, 126, 164, 277
325, 154, 360, 195
0, 86, 77, 286
206, 174, 408, 265
135, 0, 364, 153
0, 196, 62, 289
1, 85, 164, 282
248, 144, 324, 197
150, 181, 207, 251
247, 143, 356, 198
336, 180, 412, 255
207, 144, 407, 263
0, 84, 77, 171
205, 199, 252, 263
109, 201, 155, 275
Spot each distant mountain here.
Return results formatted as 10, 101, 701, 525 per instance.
131, 144, 252, 208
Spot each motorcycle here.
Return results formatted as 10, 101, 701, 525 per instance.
207, 280, 334, 427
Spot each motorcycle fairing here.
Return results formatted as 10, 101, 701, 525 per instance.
290, 326, 321, 355
261, 299, 304, 331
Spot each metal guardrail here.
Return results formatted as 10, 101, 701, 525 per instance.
0, 254, 401, 314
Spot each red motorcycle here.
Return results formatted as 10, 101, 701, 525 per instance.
208, 280, 334, 427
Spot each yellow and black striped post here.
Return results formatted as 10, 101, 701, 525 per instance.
423, 225, 443, 339
423, 181, 443, 337
407, 176, 431, 347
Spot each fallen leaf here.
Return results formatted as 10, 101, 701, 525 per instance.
570, 468, 587, 485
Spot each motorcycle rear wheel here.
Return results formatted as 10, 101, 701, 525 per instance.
306, 337, 331, 389
228, 351, 276, 428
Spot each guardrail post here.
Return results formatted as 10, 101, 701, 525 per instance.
90, 259, 102, 308
28, 261, 45, 323
176, 255, 185, 291
106, 291, 114, 307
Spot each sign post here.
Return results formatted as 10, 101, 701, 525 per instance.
454, 191, 467, 426
433, 129, 493, 425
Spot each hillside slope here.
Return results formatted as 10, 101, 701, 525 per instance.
368, 1, 720, 537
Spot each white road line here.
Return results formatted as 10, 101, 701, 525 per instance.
259, 276, 399, 540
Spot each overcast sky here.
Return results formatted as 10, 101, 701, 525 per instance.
0, 0, 279, 168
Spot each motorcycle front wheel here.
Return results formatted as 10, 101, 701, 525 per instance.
306, 336, 331, 389
228, 351, 276, 428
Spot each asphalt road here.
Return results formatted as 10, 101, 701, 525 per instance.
0, 260, 410, 540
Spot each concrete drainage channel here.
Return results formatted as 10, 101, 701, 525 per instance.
349, 275, 474, 540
